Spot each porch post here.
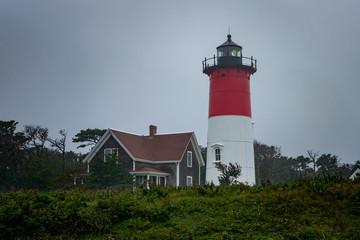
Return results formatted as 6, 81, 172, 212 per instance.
176, 162, 180, 187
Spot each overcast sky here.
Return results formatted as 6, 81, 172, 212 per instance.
1, 0, 359, 164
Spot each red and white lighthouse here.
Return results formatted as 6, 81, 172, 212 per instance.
203, 34, 257, 185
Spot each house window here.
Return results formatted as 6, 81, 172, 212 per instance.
136, 176, 147, 188
135, 175, 166, 188
104, 148, 118, 161
136, 176, 145, 183
159, 176, 165, 187
150, 176, 157, 184
187, 151, 192, 167
215, 148, 221, 161
187, 176, 193, 186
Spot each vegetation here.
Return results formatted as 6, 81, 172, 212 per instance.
0, 120, 118, 191
0, 178, 359, 239
0, 121, 86, 191
254, 140, 354, 184
72, 128, 106, 149
1, 120, 358, 191
1, 119, 360, 238
215, 161, 242, 185
87, 154, 131, 188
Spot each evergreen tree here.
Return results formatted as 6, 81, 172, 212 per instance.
73, 128, 106, 149
87, 152, 129, 188
316, 154, 339, 177
0, 120, 28, 190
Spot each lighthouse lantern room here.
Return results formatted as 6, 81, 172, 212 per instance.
203, 34, 257, 185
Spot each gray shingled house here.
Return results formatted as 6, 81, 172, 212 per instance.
83, 125, 205, 188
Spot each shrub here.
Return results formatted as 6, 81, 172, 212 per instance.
0, 179, 359, 239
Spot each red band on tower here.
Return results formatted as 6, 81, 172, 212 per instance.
208, 68, 251, 118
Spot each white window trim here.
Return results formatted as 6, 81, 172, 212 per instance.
211, 144, 223, 163
215, 148, 221, 161
150, 176, 157, 184
187, 151, 192, 167
134, 174, 167, 189
187, 176, 193, 186
159, 176, 166, 187
176, 162, 180, 187
104, 148, 118, 161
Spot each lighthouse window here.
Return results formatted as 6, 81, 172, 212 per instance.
215, 148, 221, 161
218, 49, 228, 57
230, 49, 241, 57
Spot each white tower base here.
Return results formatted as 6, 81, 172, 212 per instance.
206, 115, 255, 185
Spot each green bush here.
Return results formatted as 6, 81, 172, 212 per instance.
0, 179, 359, 239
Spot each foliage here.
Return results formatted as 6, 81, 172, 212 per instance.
87, 153, 130, 188
0, 120, 86, 191
0, 179, 359, 239
0, 120, 29, 191
23, 125, 49, 159
17, 156, 54, 191
72, 128, 106, 149
1, 118, 358, 196
48, 129, 67, 170
254, 141, 353, 184
254, 140, 282, 184
199, 145, 207, 185
214, 161, 242, 185
316, 153, 340, 177
307, 149, 319, 178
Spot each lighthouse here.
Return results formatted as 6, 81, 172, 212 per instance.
203, 34, 257, 185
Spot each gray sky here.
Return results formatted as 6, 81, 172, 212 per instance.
1, 0, 359, 164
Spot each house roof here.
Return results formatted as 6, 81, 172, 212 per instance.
348, 164, 360, 179
110, 129, 193, 162
84, 127, 205, 167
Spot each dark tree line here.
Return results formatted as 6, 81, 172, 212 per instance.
254, 140, 354, 184
0, 120, 108, 191
1, 120, 357, 191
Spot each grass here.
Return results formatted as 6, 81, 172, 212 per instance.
0, 178, 359, 239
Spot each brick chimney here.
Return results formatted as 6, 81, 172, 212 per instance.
149, 125, 157, 137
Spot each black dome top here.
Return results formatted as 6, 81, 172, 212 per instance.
217, 34, 242, 49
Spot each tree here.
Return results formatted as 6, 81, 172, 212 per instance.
55, 155, 86, 188
294, 155, 313, 178
18, 155, 54, 190
307, 150, 319, 178
316, 154, 339, 177
48, 129, 67, 170
87, 151, 129, 188
214, 161, 242, 186
337, 163, 354, 178
22, 125, 75, 190
199, 145, 207, 185
0, 120, 29, 190
72, 128, 106, 149
254, 140, 282, 184
23, 125, 49, 158
272, 156, 296, 183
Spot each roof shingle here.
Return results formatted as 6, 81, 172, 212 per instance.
110, 129, 192, 162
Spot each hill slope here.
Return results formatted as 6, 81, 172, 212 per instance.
1, 179, 359, 239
